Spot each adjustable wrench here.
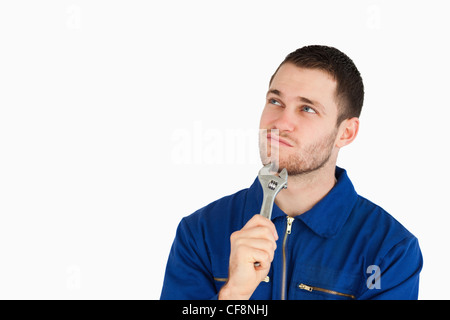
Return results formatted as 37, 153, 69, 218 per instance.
254, 163, 288, 268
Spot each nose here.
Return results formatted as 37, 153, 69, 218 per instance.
272, 107, 295, 133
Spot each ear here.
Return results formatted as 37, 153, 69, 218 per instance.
336, 117, 359, 148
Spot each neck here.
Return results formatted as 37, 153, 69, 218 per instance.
275, 162, 337, 217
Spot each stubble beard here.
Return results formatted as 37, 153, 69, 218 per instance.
259, 129, 338, 176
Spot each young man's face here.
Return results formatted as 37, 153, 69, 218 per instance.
259, 62, 342, 176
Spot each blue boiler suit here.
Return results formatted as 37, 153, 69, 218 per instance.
161, 167, 422, 300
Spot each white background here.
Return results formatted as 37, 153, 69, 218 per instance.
0, 0, 449, 299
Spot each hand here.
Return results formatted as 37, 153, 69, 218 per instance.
218, 214, 278, 300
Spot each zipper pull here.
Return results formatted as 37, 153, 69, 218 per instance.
299, 283, 313, 292
286, 217, 294, 234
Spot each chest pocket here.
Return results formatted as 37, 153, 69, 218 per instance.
289, 265, 361, 300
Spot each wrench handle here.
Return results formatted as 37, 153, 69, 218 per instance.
254, 194, 276, 268
259, 194, 275, 220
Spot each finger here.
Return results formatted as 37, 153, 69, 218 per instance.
234, 238, 277, 256
233, 244, 273, 268
242, 214, 278, 240
249, 248, 273, 269
234, 226, 278, 245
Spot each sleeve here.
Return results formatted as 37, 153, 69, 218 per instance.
160, 217, 218, 300
358, 236, 423, 300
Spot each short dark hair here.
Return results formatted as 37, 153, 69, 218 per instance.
270, 45, 364, 125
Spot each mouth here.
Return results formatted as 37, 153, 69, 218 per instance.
267, 133, 293, 147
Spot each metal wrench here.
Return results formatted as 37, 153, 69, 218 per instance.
254, 163, 288, 267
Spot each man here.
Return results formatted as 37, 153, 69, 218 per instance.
161, 45, 423, 300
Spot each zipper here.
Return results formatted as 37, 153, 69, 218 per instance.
281, 216, 294, 300
298, 283, 356, 299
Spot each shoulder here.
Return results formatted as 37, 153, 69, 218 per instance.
349, 195, 420, 260
355, 195, 415, 238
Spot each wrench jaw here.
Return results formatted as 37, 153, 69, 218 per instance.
258, 163, 277, 176
258, 164, 288, 183
279, 168, 288, 187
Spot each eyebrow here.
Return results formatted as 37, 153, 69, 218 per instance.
267, 89, 326, 113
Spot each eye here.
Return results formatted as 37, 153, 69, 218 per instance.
268, 98, 282, 106
302, 106, 317, 114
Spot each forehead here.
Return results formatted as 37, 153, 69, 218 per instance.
269, 63, 338, 111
